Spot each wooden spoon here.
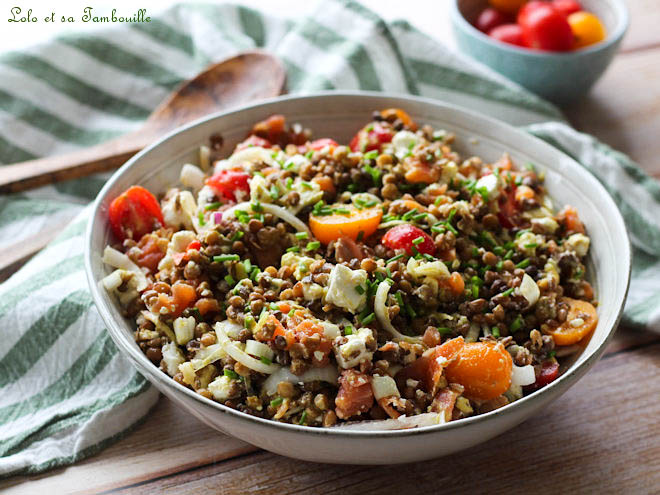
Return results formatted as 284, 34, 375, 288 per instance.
0, 50, 286, 193
0, 50, 285, 279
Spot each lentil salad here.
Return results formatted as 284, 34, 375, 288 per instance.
102, 109, 598, 429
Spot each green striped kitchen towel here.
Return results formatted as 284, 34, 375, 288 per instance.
1, 0, 659, 478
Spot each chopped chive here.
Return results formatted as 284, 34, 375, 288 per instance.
386, 254, 405, 265
412, 236, 424, 246
347, 183, 358, 193
231, 231, 244, 242
423, 254, 435, 262
235, 210, 249, 224
214, 254, 239, 262
402, 208, 418, 221
431, 224, 446, 234
548, 350, 557, 358
224, 369, 239, 380
524, 243, 538, 249
306, 241, 321, 251
412, 213, 428, 222
492, 327, 501, 338
471, 285, 479, 299
516, 259, 531, 269
447, 208, 457, 224
305, 150, 314, 159
364, 150, 378, 160
501, 287, 514, 297
270, 302, 279, 311
244, 314, 255, 329
493, 246, 505, 256
445, 222, 458, 236
472, 247, 480, 257
250, 266, 261, 281
437, 327, 452, 335
295, 231, 309, 240
251, 201, 263, 213
405, 304, 416, 318
361, 312, 376, 325
205, 202, 222, 211
394, 291, 405, 308
364, 164, 382, 185
243, 259, 252, 272
495, 260, 504, 272
270, 397, 283, 407
510, 314, 524, 332
504, 249, 514, 260
354, 284, 365, 295
224, 274, 236, 286
286, 177, 293, 189
344, 325, 354, 336
269, 185, 280, 200
333, 208, 351, 215
286, 246, 300, 253
299, 410, 308, 425
525, 162, 536, 173
260, 356, 272, 365
198, 211, 206, 226
300, 181, 313, 190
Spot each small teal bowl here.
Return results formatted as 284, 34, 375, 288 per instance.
450, 0, 629, 104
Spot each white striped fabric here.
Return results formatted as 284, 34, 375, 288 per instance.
0, 0, 658, 478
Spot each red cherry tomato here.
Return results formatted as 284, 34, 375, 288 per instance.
382, 224, 436, 256
235, 135, 271, 152
552, 0, 582, 17
518, 1, 573, 51
488, 23, 526, 47
535, 360, 560, 387
206, 170, 250, 202
476, 7, 511, 33
108, 186, 164, 242
349, 122, 394, 152
309, 138, 339, 151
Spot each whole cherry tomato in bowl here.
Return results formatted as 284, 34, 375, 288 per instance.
552, 0, 582, 17
517, 1, 573, 51
488, 23, 526, 47
475, 7, 510, 33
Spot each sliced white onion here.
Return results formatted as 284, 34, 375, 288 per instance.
215, 319, 242, 339
374, 281, 423, 344
101, 269, 124, 291
245, 340, 275, 361
333, 412, 446, 431
180, 163, 206, 190
263, 366, 339, 396
191, 344, 226, 371
199, 145, 211, 171
215, 323, 279, 374
511, 364, 536, 386
102, 246, 148, 291
222, 201, 310, 234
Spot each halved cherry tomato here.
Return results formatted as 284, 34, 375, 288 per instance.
382, 224, 436, 256
515, 184, 536, 203
312, 176, 336, 195
488, 0, 527, 15
308, 138, 339, 151
172, 240, 202, 266
206, 170, 250, 202
553, 0, 582, 17
235, 135, 271, 152
405, 162, 441, 184
380, 108, 417, 131
439, 337, 513, 401
349, 122, 394, 153
335, 369, 374, 419
518, 1, 573, 51
309, 205, 382, 245
108, 185, 164, 242
476, 7, 511, 33
535, 360, 560, 387
568, 11, 606, 49
548, 297, 598, 346
488, 24, 526, 47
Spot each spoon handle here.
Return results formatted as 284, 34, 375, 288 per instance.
0, 129, 153, 193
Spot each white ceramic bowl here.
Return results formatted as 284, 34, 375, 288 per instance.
85, 92, 631, 464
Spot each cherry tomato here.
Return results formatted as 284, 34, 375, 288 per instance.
488, 0, 527, 15
488, 23, 526, 47
108, 186, 164, 242
235, 135, 271, 152
568, 11, 607, 49
497, 187, 519, 228
552, 0, 582, 17
382, 224, 436, 256
476, 7, 511, 33
535, 360, 560, 387
308, 138, 339, 151
349, 122, 394, 153
518, 1, 573, 51
205, 170, 250, 202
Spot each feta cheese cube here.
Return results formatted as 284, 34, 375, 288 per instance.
475, 173, 500, 200
325, 264, 368, 313
517, 273, 540, 307
565, 233, 590, 257
208, 375, 239, 401
161, 342, 185, 377
335, 328, 374, 368
174, 316, 196, 345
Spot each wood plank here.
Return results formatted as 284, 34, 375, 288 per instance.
1, 328, 657, 494
621, 0, 660, 52
564, 47, 660, 177
108, 342, 660, 495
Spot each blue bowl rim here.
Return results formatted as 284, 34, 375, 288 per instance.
450, 0, 630, 58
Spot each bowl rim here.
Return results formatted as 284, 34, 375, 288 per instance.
450, 0, 630, 58
85, 90, 631, 438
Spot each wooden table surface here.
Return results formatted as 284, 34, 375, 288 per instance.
3, 1, 660, 493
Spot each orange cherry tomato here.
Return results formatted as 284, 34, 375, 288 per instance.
568, 11, 606, 49
515, 184, 536, 203
380, 108, 417, 131
312, 176, 336, 195
488, 0, 527, 15
548, 297, 598, 346
405, 163, 441, 184
309, 205, 382, 245
438, 337, 513, 401
439, 272, 465, 297
558, 205, 585, 234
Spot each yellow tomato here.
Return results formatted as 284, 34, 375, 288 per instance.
488, 0, 527, 15
568, 11, 607, 49
309, 205, 382, 245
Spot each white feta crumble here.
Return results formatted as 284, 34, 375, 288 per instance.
565, 233, 590, 257
208, 375, 239, 401
475, 173, 500, 200
180, 163, 205, 190
391, 130, 420, 159
161, 341, 185, 377
325, 264, 368, 313
515, 231, 544, 256
531, 216, 559, 234
173, 316, 196, 345
334, 328, 374, 368
161, 190, 197, 231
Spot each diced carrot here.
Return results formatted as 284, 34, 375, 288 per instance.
171, 282, 196, 315
439, 272, 465, 297
309, 205, 382, 245
270, 315, 295, 349
195, 297, 220, 316
404, 163, 440, 184
261, 167, 279, 176
493, 154, 513, 171
429, 388, 460, 422
548, 297, 598, 346
380, 108, 417, 131
558, 205, 585, 234
277, 302, 291, 314
515, 185, 535, 203
312, 176, 336, 195
135, 234, 166, 272
378, 397, 402, 419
